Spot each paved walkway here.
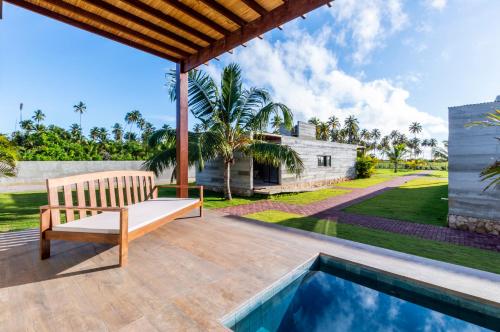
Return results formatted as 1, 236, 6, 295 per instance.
217, 174, 500, 252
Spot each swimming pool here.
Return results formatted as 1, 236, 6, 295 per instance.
222, 254, 500, 331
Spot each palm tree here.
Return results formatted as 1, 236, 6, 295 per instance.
317, 122, 329, 141
384, 143, 408, 173
327, 115, 340, 131
89, 127, 100, 142
408, 137, 421, 159
125, 110, 142, 135
359, 129, 371, 146
409, 122, 422, 138
32, 109, 45, 125
112, 123, 124, 141
69, 123, 83, 141
308, 117, 321, 139
427, 138, 437, 160
141, 122, 155, 143
433, 140, 448, 161
124, 132, 138, 142
0, 135, 18, 177
147, 63, 303, 200
271, 114, 283, 134
370, 128, 381, 157
466, 110, 500, 189
378, 135, 390, 159
344, 115, 359, 144
73, 101, 87, 129
20, 119, 35, 133
98, 127, 109, 143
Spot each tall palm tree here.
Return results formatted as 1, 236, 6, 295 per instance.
141, 122, 155, 143
433, 140, 448, 161
32, 109, 45, 125
112, 123, 124, 142
384, 143, 408, 173
146, 63, 303, 200
317, 122, 330, 141
98, 127, 109, 143
73, 101, 87, 129
409, 122, 422, 138
308, 117, 322, 139
344, 115, 359, 144
327, 115, 340, 131
359, 129, 371, 145
427, 138, 437, 159
125, 110, 142, 135
408, 137, 421, 159
124, 132, 138, 142
370, 128, 381, 157
378, 135, 390, 159
0, 135, 18, 178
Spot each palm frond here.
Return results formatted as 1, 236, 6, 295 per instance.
148, 127, 176, 148
480, 161, 500, 191
221, 63, 243, 124
247, 141, 304, 175
248, 102, 293, 132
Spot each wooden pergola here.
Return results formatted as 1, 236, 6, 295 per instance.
2, 0, 332, 196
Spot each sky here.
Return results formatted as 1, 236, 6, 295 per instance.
1, 0, 499, 144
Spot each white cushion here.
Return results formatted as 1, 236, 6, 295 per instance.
52, 198, 200, 234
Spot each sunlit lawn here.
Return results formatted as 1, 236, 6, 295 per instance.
334, 169, 425, 189
270, 188, 351, 205
244, 210, 500, 275
344, 177, 449, 226
0, 192, 47, 232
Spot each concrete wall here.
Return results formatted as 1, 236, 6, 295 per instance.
281, 136, 357, 185
195, 154, 253, 196
448, 100, 500, 227
296, 121, 316, 139
1, 161, 195, 186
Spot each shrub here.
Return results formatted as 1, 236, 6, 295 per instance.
356, 155, 378, 178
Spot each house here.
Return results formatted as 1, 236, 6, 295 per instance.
196, 121, 358, 196
448, 96, 500, 235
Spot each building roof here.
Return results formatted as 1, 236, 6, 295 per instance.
6, 0, 332, 71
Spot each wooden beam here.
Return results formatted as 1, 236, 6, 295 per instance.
83, 0, 202, 51
161, 0, 230, 36
43, 0, 190, 56
6, 0, 180, 62
0, 0, 3, 20
184, 0, 332, 71
199, 0, 247, 27
119, 0, 217, 43
241, 0, 267, 16
175, 63, 189, 198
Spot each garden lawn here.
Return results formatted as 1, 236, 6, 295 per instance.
158, 187, 262, 209
244, 210, 500, 275
343, 177, 448, 226
270, 188, 350, 205
334, 169, 424, 189
0, 192, 47, 232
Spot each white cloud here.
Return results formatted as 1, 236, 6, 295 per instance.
425, 0, 447, 10
222, 28, 447, 140
330, 0, 408, 64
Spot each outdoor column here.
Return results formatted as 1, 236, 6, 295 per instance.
176, 63, 189, 198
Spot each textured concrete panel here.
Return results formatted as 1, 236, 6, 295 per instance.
448, 100, 500, 221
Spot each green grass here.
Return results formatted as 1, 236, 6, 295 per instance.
269, 188, 351, 205
431, 170, 449, 178
334, 169, 423, 189
0, 191, 47, 232
244, 210, 500, 275
344, 177, 448, 226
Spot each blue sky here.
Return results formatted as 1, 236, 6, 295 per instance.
1, 0, 499, 143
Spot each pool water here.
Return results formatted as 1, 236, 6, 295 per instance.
227, 255, 499, 332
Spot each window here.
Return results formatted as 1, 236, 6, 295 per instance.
317, 155, 332, 167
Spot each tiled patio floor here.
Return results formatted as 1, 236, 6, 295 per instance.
217, 174, 500, 252
0, 210, 499, 331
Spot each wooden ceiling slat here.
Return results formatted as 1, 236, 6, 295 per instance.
198, 0, 247, 27
119, 0, 216, 43
83, 0, 201, 51
241, 0, 267, 16
161, 0, 230, 36
6, 0, 179, 62
184, 0, 332, 71
39, 0, 190, 57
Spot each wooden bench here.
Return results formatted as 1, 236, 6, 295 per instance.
39, 171, 203, 267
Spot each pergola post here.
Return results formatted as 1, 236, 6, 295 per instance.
175, 63, 189, 198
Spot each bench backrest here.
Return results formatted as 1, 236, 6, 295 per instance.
46, 171, 156, 225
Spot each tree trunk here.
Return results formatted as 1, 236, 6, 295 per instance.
394, 161, 398, 173
223, 161, 232, 200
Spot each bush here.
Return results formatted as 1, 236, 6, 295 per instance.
356, 156, 378, 178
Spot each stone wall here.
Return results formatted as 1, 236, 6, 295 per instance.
448, 98, 500, 235
0, 161, 195, 186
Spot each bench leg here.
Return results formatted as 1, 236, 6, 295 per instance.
40, 236, 50, 260
119, 242, 128, 267
199, 205, 203, 218
40, 209, 51, 260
